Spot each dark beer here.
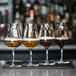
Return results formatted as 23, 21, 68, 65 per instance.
55, 37, 70, 48
40, 37, 55, 49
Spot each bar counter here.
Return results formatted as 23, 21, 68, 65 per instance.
0, 60, 76, 76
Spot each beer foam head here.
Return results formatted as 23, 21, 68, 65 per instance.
56, 37, 70, 40
39, 37, 55, 40
4, 37, 22, 41
23, 38, 39, 41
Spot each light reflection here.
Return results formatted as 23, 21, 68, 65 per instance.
46, 70, 48, 76
8, 69, 64, 76
61, 70, 63, 76
12, 70, 16, 76
30, 70, 33, 76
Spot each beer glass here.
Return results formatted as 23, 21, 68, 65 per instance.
4, 23, 22, 67
55, 23, 70, 64
23, 23, 40, 66
39, 23, 55, 65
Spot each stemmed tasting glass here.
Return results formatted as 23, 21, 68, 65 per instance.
23, 23, 40, 66
4, 23, 22, 67
55, 22, 70, 64
39, 23, 55, 65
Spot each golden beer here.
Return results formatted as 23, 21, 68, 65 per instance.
23, 38, 40, 50
4, 38, 22, 50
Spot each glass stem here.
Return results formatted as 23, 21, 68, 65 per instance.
45, 49, 48, 63
30, 50, 32, 64
60, 48, 63, 62
12, 50, 15, 65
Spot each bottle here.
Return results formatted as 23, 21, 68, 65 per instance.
0, 11, 3, 23
0, 11, 7, 41
30, 9, 34, 23
0, 24, 5, 41
3, 9, 8, 24
40, 0, 49, 24
41, 2, 48, 15
68, 22, 72, 39
72, 1, 76, 15
54, 0, 59, 14
14, 4, 21, 21
58, 0, 64, 18
55, 13, 61, 25
54, 0, 64, 22
49, 4, 55, 29
64, 5, 72, 39
24, 0, 31, 23
24, 0, 31, 17
36, 16, 41, 33
72, 18, 76, 41
14, 0, 21, 5
0, 11, 3, 40
54, 0, 61, 26
14, 0, 23, 38
64, 5, 70, 22
3, 9, 8, 37
61, 18, 72, 39
25, 6, 35, 24
19, 0, 25, 23
71, 1, 76, 41
14, 5, 23, 38
32, 0, 40, 19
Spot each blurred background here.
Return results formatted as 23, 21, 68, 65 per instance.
0, 0, 76, 41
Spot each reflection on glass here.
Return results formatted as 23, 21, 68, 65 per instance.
4, 23, 22, 67
23, 23, 40, 66
39, 23, 55, 65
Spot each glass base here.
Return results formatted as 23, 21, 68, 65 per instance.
39, 61, 55, 66
4, 63, 22, 67
39, 61, 50, 66
49, 62, 55, 65
22, 63, 27, 66
27, 62, 39, 66
56, 60, 70, 64
39, 63, 49, 66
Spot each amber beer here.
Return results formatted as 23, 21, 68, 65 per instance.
55, 37, 70, 48
23, 38, 40, 50
40, 37, 55, 49
4, 38, 22, 50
